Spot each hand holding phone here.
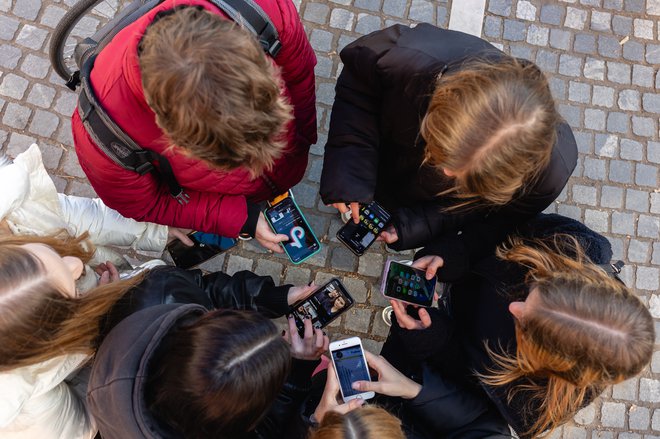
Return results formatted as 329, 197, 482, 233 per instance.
167, 232, 237, 269
336, 201, 392, 256
284, 314, 329, 361
381, 260, 437, 307
312, 362, 365, 423
329, 337, 375, 402
352, 351, 422, 400
265, 196, 321, 264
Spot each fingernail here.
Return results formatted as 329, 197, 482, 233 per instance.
308, 280, 314, 286
356, 399, 365, 406
352, 382, 360, 390
287, 314, 294, 319
323, 331, 327, 336
304, 315, 311, 320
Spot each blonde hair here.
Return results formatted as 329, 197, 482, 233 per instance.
480, 235, 654, 437
0, 234, 142, 370
310, 406, 405, 439
139, 7, 292, 175
421, 58, 559, 208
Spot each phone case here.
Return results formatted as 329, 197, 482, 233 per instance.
290, 278, 354, 335
264, 196, 321, 265
336, 201, 391, 257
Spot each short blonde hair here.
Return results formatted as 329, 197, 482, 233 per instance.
139, 7, 292, 175
421, 58, 559, 208
310, 406, 405, 439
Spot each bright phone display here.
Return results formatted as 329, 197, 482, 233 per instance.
329, 337, 374, 401
336, 201, 391, 256
167, 232, 237, 269
290, 278, 354, 336
382, 260, 437, 307
265, 196, 320, 264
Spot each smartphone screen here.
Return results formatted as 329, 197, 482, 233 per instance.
383, 261, 437, 307
337, 201, 391, 256
291, 279, 354, 335
265, 197, 320, 263
167, 232, 237, 269
331, 344, 371, 399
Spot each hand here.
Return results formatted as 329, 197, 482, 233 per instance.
352, 351, 422, 399
0, 219, 12, 236
255, 212, 288, 253
95, 261, 119, 285
331, 202, 360, 224
313, 362, 365, 423
167, 227, 194, 246
391, 299, 433, 330
284, 314, 329, 361
287, 283, 317, 306
411, 255, 444, 280
376, 224, 398, 244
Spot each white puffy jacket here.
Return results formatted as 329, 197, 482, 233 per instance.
0, 144, 168, 439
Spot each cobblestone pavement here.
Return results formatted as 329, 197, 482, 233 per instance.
0, 0, 658, 436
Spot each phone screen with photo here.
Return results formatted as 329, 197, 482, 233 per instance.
384, 261, 437, 307
265, 197, 320, 263
167, 232, 237, 269
291, 279, 353, 335
332, 344, 371, 398
337, 201, 391, 256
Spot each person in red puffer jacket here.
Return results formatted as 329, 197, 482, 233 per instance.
72, 0, 316, 252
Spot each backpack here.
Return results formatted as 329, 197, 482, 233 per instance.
69, 0, 282, 204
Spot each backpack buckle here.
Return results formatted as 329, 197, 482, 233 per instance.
174, 190, 190, 205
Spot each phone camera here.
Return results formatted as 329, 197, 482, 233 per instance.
336, 352, 343, 359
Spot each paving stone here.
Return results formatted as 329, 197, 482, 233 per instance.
354, 0, 381, 11
592, 85, 615, 107
600, 186, 623, 209
632, 65, 655, 88
342, 276, 368, 303
303, 2, 329, 24
617, 89, 640, 111
0, 0, 11, 13
638, 214, 660, 238
563, 426, 587, 439
606, 112, 629, 134
653, 193, 660, 214
344, 307, 371, 333
516, 0, 536, 20
649, 0, 660, 14
303, 245, 329, 267
590, 10, 611, 31
0, 15, 20, 40
310, 29, 333, 52
607, 61, 631, 84
584, 108, 605, 130
355, 13, 381, 35
503, 19, 527, 41
650, 141, 660, 164
548, 77, 566, 99
596, 133, 618, 157
633, 18, 654, 39
225, 255, 254, 275
601, 402, 626, 428
540, 3, 564, 25
331, 246, 357, 272
36, 142, 63, 169
598, 35, 622, 58
20, 54, 50, 79
536, 50, 558, 71
314, 56, 333, 79
628, 239, 650, 263
61, 149, 87, 178
13, 0, 42, 20
612, 212, 635, 235
565, 6, 587, 29
584, 157, 606, 180
557, 204, 581, 221
488, 0, 512, 16
643, 93, 660, 114
2, 103, 31, 129
632, 116, 655, 137
572, 184, 598, 205
620, 139, 643, 160
568, 81, 590, 104
637, 269, 660, 292
624, 0, 644, 12
484, 16, 503, 39
652, 350, 660, 372
574, 404, 596, 425
629, 405, 650, 430
508, 44, 533, 60
610, 160, 633, 183
284, 266, 311, 285
0, 73, 29, 99
584, 209, 608, 232
28, 109, 59, 137
647, 45, 660, 64
548, 29, 571, 50
626, 188, 649, 212
408, 0, 433, 21
436, 5, 448, 27
68, 181, 97, 198
40, 5, 66, 28
329, 8, 354, 30
15, 25, 48, 50
358, 252, 383, 277
622, 40, 645, 62
583, 58, 605, 80
611, 14, 632, 35
558, 54, 583, 76
382, 0, 406, 17
558, 104, 581, 127
573, 33, 596, 54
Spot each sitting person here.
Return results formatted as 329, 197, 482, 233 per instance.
0, 233, 317, 439
383, 214, 655, 438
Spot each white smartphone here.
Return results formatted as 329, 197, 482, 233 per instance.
329, 337, 375, 402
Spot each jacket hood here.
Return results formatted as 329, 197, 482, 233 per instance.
87, 303, 206, 439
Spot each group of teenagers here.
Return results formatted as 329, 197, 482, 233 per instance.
0, 0, 655, 438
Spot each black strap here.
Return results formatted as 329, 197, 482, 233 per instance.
599, 260, 625, 285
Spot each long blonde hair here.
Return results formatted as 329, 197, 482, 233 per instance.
0, 234, 142, 370
480, 235, 654, 437
421, 57, 558, 209
310, 406, 405, 439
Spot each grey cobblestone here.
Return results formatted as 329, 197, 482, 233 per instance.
573, 33, 596, 54
254, 259, 283, 281
608, 61, 631, 84
549, 29, 571, 50
632, 65, 655, 88
611, 14, 632, 35
569, 81, 590, 104
225, 255, 254, 275
625, 0, 645, 13
626, 189, 650, 212
637, 270, 660, 292
633, 18, 654, 39
601, 402, 627, 428
284, 267, 310, 285
596, 133, 619, 157
573, 184, 598, 205
310, 29, 333, 52
629, 406, 650, 430
408, 0, 433, 22
2, 102, 31, 129
15, 25, 48, 50
515, 0, 535, 20
303, 3, 329, 24
618, 89, 640, 111
28, 109, 59, 138
503, 19, 526, 41
354, 0, 381, 12
599, 35, 622, 58
583, 58, 605, 80
643, 93, 660, 114
13, 0, 42, 20
574, 404, 596, 425
592, 85, 615, 107
488, 0, 513, 17
558, 54, 583, 77
590, 10, 611, 31
584, 109, 605, 130
638, 214, 660, 238
540, 4, 563, 25
53, 91, 78, 116
382, 0, 406, 17
584, 209, 608, 232
601, 185, 623, 208
0, 73, 29, 100
628, 239, 650, 263
650, 141, 660, 164
20, 54, 50, 79
565, 6, 588, 29
632, 116, 654, 137
329, 8, 354, 30
0, 15, 20, 40
344, 307, 371, 333
484, 16, 502, 38
526, 25, 548, 46
606, 112, 629, 134
620, 139, 643, 160
358, 252, 383, 277
0, 44, 23, 70
623, 40, 645, 62
612, 212, 635, 235
647, 45, 660, 65
635, 163, 658, 188
355, 13, 381, 35
40, 5, 66, 28
330, 247, 357, 272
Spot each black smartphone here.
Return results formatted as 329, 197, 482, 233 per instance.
381, 260, 437, 307
264, 196, 321, 264
290, 278, 354, 336
167, 232, 237, 269
336, 201, 391, 256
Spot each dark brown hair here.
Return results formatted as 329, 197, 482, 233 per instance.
146, 309, 291, 439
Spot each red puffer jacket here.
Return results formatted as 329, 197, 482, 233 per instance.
72, 0, 316, 237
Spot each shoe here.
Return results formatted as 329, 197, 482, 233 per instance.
382, 306, 393, 327
238, 233, 253, 241
119, 259, 167, 280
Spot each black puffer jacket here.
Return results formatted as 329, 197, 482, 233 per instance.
320, 24, 577, 254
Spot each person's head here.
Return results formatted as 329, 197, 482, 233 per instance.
421, 57, 559, 208
483, 235, 655, 437
139, 7, 292, 175
0, 234, 139, 370
310, 406, 405, 439
331, 296, 346, 312
146, 309, 291, 439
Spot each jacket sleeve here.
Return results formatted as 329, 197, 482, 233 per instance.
58, 194, 168, 252
72, 112, 250, 238
319, 26, 406, 205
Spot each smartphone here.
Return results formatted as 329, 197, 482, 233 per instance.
329, 337, 375, 402
336, 201, 391, 256
264, 196, 321, 264
290, 278, 354, 336
381, 260, 437, 307
167, 232, 237, 269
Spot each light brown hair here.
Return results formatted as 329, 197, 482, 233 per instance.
480, 235, 654, 437
0, 234, 141, 370
139, 7, 292, 175
146, 309, 291, 439
421, 57, 559, 208
310, 406, 405, 439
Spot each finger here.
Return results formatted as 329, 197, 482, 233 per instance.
325, 363, 340, 393
322, 334, 330, 353
350, 202, 360, 224
426, 257, 444, 280
334, 398, 365, 414
390, 300, 419, 330
106, 261, 120, 281
418, 308, 433, 329
261, 239, 284, 254
287, 315, 301, 342
352, 380, 381, 394
298, 284, 317, 301
98, 271, 110, 285
303, 316, 314, 341
176, 230, 195, 247
95, 263, 107, 276
314, 328, 325, 351
332, 203, 349, 214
